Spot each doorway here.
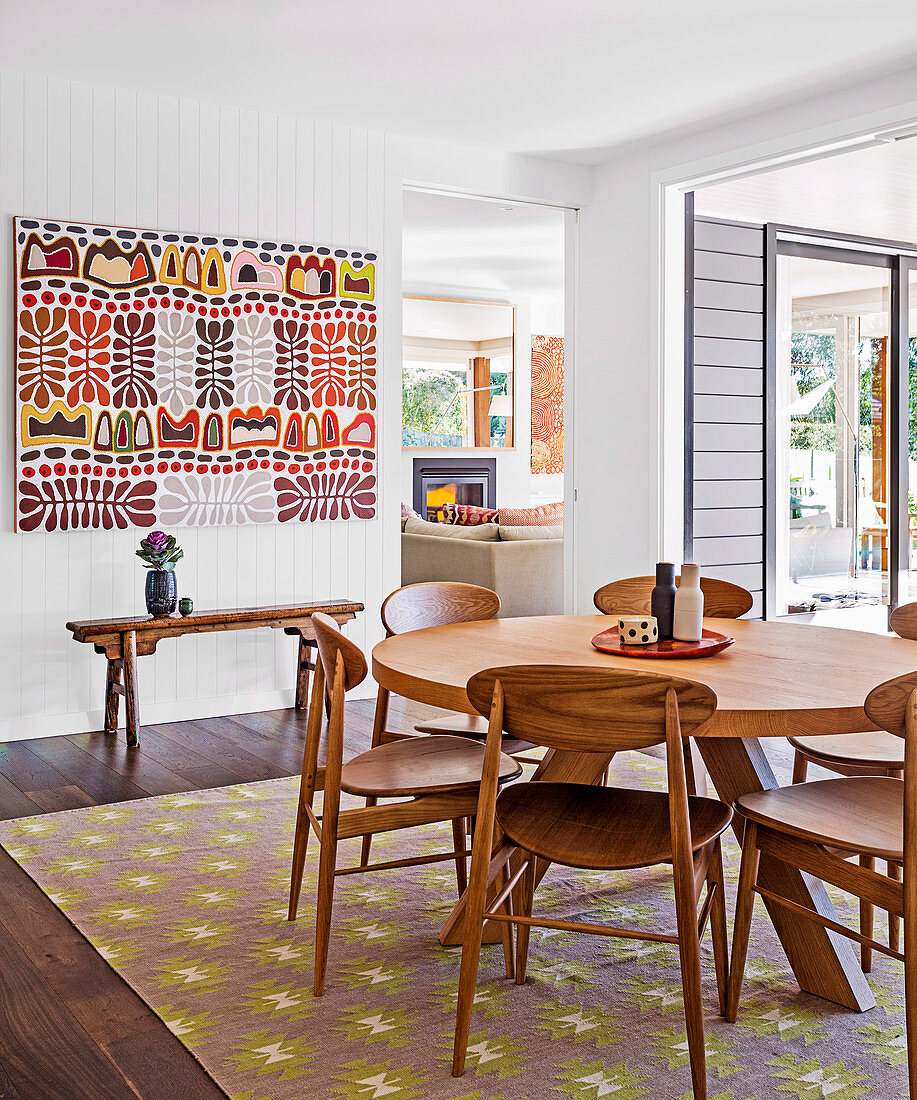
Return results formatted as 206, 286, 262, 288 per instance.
774, 242, 892, 630
685, 133, 917, 630
400, 187, 577, 612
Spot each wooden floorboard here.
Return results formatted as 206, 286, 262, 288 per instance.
26, 738, 153, 804
0, 914, 140, 1100
25, 784, 97, 813
153, 720, 291, 782
0, 743, 70, 794
68, 733, 199, 797
0, 1058, 24, 1100
0, 775, 40, 820
0, 699, 396, 1099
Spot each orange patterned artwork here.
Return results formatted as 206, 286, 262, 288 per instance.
530, 335, 564, 474
14, 217, 379, 532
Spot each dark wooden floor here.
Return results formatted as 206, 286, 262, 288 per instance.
0, 696, 433, 1100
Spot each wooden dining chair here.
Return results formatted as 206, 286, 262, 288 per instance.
593, 574, 753, 796
787, 601, 917, 965
593, 575, 755, 620
726, 668, 917, 1096
452, 664, 732, 1100
362, 581, 537, 865
379, 581, 502, 743
288, 613, 521, 996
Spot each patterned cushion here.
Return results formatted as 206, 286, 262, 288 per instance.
499, 502, 563, 527
403, 517, 500, 540
401, 502, 421, 530
441, 502, 499, 526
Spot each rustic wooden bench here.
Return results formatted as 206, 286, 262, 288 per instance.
66, 600, 364, 747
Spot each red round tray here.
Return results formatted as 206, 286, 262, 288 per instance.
591, 627, 735, 659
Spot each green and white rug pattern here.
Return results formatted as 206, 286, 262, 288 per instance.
0, 753, 908, 1099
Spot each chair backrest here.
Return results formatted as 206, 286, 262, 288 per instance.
864, 670, 917, 741
381, 581, 500, 636
466, 665, 716, 753
593, 575, 753, 619
889, 602, 917, 641
312, 612, 368, 693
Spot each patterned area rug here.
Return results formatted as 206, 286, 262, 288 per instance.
0, 751, 908, 1100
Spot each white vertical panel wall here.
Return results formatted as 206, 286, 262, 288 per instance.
691, 216, 766, 617
0, 72, 398, 739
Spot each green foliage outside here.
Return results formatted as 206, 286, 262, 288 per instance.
790, 334, 917, 459
402, 366, 466, 445
401, 365, 510, 446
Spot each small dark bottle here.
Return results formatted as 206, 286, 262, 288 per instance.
651, 562, 676, 640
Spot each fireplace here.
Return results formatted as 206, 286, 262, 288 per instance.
413, 458, 497, 522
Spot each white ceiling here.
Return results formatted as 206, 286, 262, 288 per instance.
787, 258, 889, 299
696, 136, 917, 243
403, 297, 513, 342
5, 0, 917, 160
402, 189, 564, 301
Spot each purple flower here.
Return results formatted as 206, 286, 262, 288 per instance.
144, 530, 168, 551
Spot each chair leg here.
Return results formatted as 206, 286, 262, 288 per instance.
888, 859, 901, 954
707, 840, 730, 1017
673, 844, 708, 1099
288, 801, 312, 923
452, 818, 468, 897
792, 751, 808, 784
288, 669, 325, 922
515, 853, 536, 985
905, 860, 917, 1097
859, 854, 875, 973
360, 686, 389, 866
726, 820, 760, 1023
453, 833, 499, 1076
313, 809, 339, 997
497, 863, 515, 979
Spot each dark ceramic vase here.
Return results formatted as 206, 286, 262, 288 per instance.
650, 561, 676, 640
145, 569, 177, 617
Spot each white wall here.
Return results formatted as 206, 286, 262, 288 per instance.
574, 65, 917, 614
0, 70, 591, 740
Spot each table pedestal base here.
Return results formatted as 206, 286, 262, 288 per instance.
697, 737, 873, 1011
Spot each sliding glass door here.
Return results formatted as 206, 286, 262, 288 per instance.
904, 261, 917, 606
775, 242, 893, 630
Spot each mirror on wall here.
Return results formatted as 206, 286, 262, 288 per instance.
402, 295, 514, 449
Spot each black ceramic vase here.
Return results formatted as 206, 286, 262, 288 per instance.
650, 561, 676, 640
145, 569, 177, 617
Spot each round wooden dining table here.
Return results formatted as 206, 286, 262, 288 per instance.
372, 613, 917, 1013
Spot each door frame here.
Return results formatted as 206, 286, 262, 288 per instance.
759, 225, 917, 621
400, 185, 580, 611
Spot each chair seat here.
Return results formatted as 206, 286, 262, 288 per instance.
788, 731, 904, 770
495, 783, 732, 871
412, 713, 537, 755
737, 777, 904, 861
341, 735, 521, 798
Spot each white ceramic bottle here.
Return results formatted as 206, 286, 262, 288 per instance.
673, 564, 704, 642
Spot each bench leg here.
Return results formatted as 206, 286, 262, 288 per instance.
104, 659, 122, 734
295, 636, 331, 718
123, 630, 140, 748
295, 636, 314, 711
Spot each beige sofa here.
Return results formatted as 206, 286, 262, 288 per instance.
401, 519, 564, 618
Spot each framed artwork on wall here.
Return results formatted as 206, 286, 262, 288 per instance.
531, 334, 563, 474
14, 216, 379, 532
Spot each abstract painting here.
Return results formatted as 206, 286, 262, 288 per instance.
14, 217, 379, 532
530, 334, 563, 475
